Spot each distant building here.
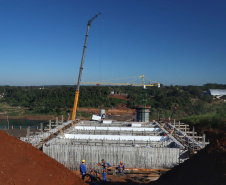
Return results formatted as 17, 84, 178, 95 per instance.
208, 89, 226, 99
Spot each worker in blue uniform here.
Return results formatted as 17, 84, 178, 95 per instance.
103, 169, 106, 181
80, 159, 87, 180
98, 159, 111, 181
118, 161, 125, 173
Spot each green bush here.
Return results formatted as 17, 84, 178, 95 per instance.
181, 113, 225, 129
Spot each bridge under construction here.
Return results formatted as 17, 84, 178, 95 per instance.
20, 117, 208, 173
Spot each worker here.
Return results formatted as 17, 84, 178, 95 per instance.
90, 168, 97, 182
80, 159, 87, 181
98, 159, 111, 171
103, 169, 107, 182
118, 161, 125, 174
98, 159, 111, 181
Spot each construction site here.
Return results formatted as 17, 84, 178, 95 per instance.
17, 109, 209, 183
0, 11, 225, 185
0, 112, 224, 185
17, 13, 214, 183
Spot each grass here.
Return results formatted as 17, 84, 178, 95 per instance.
77, 111, 92, 119
0, 101, 21, 115
0, 102, 13, 110
180, 113, 226, 129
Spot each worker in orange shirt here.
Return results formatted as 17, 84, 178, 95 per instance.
118, 161, 125, 173
90, 168, 97, 182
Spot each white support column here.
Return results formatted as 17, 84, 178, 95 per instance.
56, 117, 58, 127
41, 123, 43, 135
49, 120, 51, 130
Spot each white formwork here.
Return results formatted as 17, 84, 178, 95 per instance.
63, 134, 167, 141
72, 126, 160, 132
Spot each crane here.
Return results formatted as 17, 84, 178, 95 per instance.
139, 75, 160, 89
72, 13, 101, 121
75, 75, 160, 87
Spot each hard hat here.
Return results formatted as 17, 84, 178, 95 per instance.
82, 159, 85, 163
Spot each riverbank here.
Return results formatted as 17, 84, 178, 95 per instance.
0, 106, 136, 121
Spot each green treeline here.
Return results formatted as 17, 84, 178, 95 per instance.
0, 84, 225, 129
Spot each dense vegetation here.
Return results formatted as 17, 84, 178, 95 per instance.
0, 84, 225, 129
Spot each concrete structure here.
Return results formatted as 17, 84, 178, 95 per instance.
100, 109, 106, 118
42, 120, 183, 171
43, 143, 180, 171
136, 106, 150, 122
20, 119, 208, 173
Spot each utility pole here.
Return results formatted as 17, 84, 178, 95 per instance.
7, 114, 9, 129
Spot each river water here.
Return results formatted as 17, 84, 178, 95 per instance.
0, 119, 48, 129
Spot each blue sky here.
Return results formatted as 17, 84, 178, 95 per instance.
0, 0, 225, 86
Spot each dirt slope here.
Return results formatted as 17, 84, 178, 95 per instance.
0, 130, 84, 185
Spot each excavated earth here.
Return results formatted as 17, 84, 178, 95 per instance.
0, 130, 84, 185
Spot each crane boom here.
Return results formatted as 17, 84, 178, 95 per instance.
72, 13, 101, 121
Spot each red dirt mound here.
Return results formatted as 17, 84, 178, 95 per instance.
0, 130, 84, 185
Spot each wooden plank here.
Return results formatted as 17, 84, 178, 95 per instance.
178, 135, 202, 139
184, 131, 197, 134
174, 124, 189, 127
108, 167, 170, 172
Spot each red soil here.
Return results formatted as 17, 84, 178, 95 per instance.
0, 130, 84, 185
109, 94, 129, 100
